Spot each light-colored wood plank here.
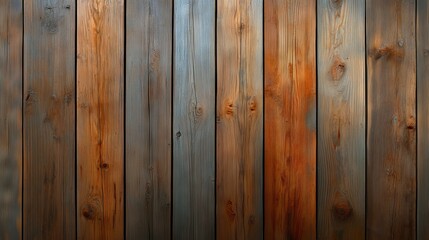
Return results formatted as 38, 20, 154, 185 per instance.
23, 0, 76, 239
216, 0, 263, 239
317, 0, 366, 238
366, 0, 416, 238
0, 0, 22, 238
264, 0, 317, 239
417, 0, 429, 238
126, 0, 172, 238
173, 0, 215, 239
77, 0, 124, 238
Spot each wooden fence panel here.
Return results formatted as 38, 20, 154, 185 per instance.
217, 0, 263, 239
264, 0, 317, 239
173, 0, 215, 239
417, 0, 429, 238
77, 0, 124, 238
23, 0, 76, 239
317, 0, 366, 239
366, 0, 416, 239
126, 0, 172, 239
0, 0, 22, 238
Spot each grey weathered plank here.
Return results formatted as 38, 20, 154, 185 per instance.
317, 0, 366, 239
173, 0, 215, 239
77, 0, 124, 238
216, 0, 263, 239
366, 0, 416, 239
23, 0, 76, 239
417, 0, 429, 238
0, 0, 22, 238
264, 0, 317, 239
126, 0, 172, 239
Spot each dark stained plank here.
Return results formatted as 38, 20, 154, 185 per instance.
77, 0, 124, 238
173, 0, 215, 239
366, 0, 416, 239
0, 0, 22, 238
23, 0, 76, 239
216, 0, 263, 239
264, 0, 317, 239
126, 0, 172, 239
317, 0, 366, 238
417, 0, 429, 238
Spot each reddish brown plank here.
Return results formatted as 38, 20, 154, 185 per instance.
77, 0, 124, 238
264, 0, 317, 239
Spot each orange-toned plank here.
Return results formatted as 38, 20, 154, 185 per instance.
216, 0, 263, 239
264, 0, 316, 238
77, 0, 124, 238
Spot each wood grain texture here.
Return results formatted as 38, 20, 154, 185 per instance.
0, 0, 22, 238
173, 0, 215, 239
417, 0, 429, 238
216, 0, 263, 239
317, 0, 365, 239
23, 0, 76, 239
264, 0, 316, 239
366, 0, 416, 239
77, 0, 124, 238
126, 0, 172, 239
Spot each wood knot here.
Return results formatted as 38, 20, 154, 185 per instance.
397, 39, 404, 47
249, 98, 257, 112
370, 46, 404, 60
176, 131, 182, 138
82, 203, 98, 220
25, 89, 37, 106
238, 22, 246, 33
332, 199, 352, 221
225, 102, 234, 116
64, 92, 73, 105
330, 56, 346, 81
100, 162, 109, 169
407, 116, 416, 130
226, 200, 236, 221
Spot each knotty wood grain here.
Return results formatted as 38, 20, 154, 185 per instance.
126, 0, 172, 239
317, 0, 365, 239
173, 0, 215, 239
23, 0, 76, 239
77, 0, 124, 238
264, 0, 316, 239
366, 0, 416, 238
217, 0, 263, 239
417, 0, 429, 238
0, 0, 22, 238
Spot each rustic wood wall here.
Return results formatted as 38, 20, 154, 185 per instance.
0, 0, 427, 239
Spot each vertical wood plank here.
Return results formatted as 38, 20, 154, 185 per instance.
216, 0, 263, 239
173, 0, 215, 239
0, 0, 22, 238
417, 0, 429, 238
317, 0, 366, 239
77, 0, 124, 238
366, 0, 416, 238
264, 0, 317, 239
126, 0, 172, 239
23, 0, 76, 239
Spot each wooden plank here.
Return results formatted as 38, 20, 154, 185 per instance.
216, 0, 263, 239
125, 0, 172, 238
366, 0, 416, 238
77, 0, 124, 238
417, 0, 429, 238
0, 0, 22, 238
317, 0, 366, 239
173, 0, 215, 239
23, 0, 76, 239
264, 0, 316, 239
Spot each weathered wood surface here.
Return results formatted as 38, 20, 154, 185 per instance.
317, 0, 366, 239
264, 0, 317, 239
126, 0, 172, 239
23, 0, 76, 239
417, 0, 429, 238
173, 0, 215, 239
77, 0, 124, 238
217, 0, 263, 239
366, 0, 416, 239
0, 0, 22, 238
